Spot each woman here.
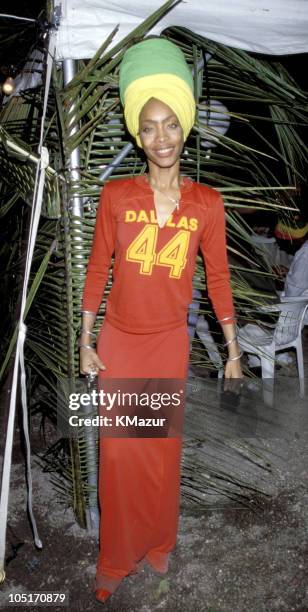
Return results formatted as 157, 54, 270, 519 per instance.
80, 37, 243, 604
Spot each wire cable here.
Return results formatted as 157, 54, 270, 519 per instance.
0, 13, 36, 23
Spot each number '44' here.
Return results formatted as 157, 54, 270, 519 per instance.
126, 225, 190, 279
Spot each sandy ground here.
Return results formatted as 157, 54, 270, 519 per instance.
1, 340, 308, 612
1, 456, 307, 612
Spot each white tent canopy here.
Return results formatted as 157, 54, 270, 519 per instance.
55, 0, 308, 60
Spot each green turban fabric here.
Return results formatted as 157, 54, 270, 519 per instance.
119, 38, 196, 146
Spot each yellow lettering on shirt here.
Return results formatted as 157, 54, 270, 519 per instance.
165, 216, 176, 228
125, 211, 137, 222
176, 216, 189, 230
126, 225, 190, 279
137, 210, 150, 223
157, 230, 190, 278
126, 225, 157, 274
150, 210, 157, 223
189, 218, 198, 232
125, 210, 198, 232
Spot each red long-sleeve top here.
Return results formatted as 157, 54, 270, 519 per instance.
82, 175, 235, 333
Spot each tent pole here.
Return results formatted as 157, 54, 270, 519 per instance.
62, 60, 83, 217
63, 59, 100, 533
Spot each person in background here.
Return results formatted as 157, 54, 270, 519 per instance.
274, 183, 308, 273
281, 224, 308, 297
282, 220, 308, 326
246, 189, 308, 369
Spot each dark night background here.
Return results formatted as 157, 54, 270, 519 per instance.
0, 1, 45, 85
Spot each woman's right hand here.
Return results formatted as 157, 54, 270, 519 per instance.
79, 347, 106, 376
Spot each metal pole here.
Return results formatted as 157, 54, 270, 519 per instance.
62, 61, 138, 532
63, 60, 83, 218
63, 59, 99, 532
98, 142, 133, 182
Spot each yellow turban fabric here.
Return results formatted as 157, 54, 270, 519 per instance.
119, 38, 196, 147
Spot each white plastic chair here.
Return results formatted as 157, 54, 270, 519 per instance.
237, 297, 308, 398
280, 289, 308, 327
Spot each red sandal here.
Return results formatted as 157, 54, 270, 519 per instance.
95, 588, 112, 603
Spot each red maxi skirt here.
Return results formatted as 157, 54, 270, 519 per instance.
95, 319, 190, 594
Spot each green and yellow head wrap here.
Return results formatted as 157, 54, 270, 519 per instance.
119, 38, 196, 147
275, 217, 308, 240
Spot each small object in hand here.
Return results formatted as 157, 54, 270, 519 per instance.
87, 366, 98, 383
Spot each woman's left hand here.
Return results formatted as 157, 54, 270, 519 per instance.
224, 359, 243, 379
223, 359, 244, 393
